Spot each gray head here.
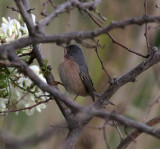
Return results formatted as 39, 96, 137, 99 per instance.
64, 44, 85, 63
65, 44, 83, 57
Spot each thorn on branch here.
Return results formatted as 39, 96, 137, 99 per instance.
27, 8, 35, 13
7, 6, 19, 13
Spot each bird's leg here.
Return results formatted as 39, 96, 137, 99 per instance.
73, 95, 78, 101
53, 81, 64, 86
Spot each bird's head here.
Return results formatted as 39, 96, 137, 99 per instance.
64, 44, 84, 59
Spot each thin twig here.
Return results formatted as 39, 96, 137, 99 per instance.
144, 95, 160, 121
117, 115, 160, 149
8, 84, 35, 111
144, 0, 150, 53
41, 0, 55, 16
7, 6, 19, 12
113, 121, 124, 141
106, 33, 148, 58
0, 98, 52, 114
94, 9, 107, 21
85, 8, 148, 58
102, 121, 110, 149
95, 39, 111, 80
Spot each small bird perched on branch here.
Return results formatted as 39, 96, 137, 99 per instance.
58, 44, 95, 102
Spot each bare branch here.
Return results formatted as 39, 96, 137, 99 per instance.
144, 0, 150, 53
116, 115, 160, 149
1, 15, 160, 54
113, 121, 124, 140
97, 49, 159, 107
39, 0, 101, 27
85, 9, 147, 58
95, 39, 111, 80
15, 0, 35, 35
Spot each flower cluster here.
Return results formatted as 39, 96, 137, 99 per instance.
0, 14, 35, 43
0, 15, 48, 115
0, 65, 48, 116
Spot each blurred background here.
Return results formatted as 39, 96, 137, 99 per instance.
0, 0, 160, 149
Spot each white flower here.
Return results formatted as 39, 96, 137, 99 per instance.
36, 104, 46, 113
18, 77, 32, 88
25, 108, 35, 116
0, 98, 8, 111
2, 17, 8, 24
0, 63, 47, 115
39, 74, 47, 83
1, 17, 21, 40
0, 13, 36, 43
30, 65, 40, 74
10, 85, 22, 101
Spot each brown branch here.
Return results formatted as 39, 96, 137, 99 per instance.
1, 15, 160, 55
90, 110, 160, 139
116, 115, 160, 149
0, 98, 51, 114
97, 49, 159, 107
144, 0, 150, 53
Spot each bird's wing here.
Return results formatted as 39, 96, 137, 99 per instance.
79, 68, 95, 102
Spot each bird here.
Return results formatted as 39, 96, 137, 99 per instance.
58, 44, 95, 102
